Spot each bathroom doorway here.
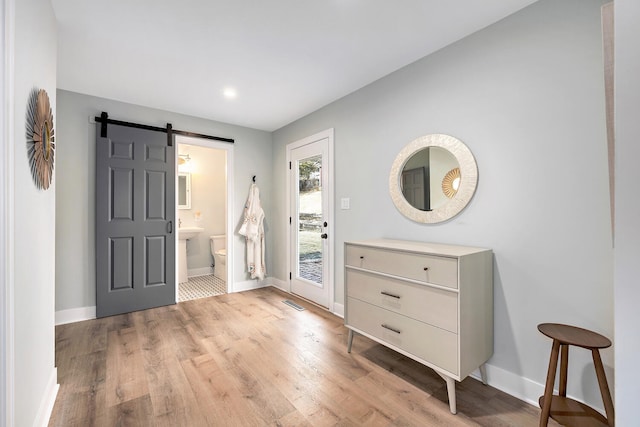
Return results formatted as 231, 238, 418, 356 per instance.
175, 135, 233, 302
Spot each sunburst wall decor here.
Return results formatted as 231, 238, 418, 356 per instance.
442, 167, 461, 199
26, 88, 55, 190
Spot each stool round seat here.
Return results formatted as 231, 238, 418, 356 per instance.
538, 323, 611, 349
537, 323, 614, 427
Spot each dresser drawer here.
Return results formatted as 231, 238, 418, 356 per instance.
347, 297, 458, 374
346, 268, 458, 333
345, 244, 458, 289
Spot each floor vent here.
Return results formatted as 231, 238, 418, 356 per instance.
282, 300, 305, 311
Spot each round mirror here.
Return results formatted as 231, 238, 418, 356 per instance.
389, 134, 478, 223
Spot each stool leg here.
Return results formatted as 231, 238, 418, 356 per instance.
540, 340, 560, 427
559, 344, 568, 397
592, 349, 615, 427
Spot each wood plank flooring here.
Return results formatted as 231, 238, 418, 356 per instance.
49, 287, 557, 426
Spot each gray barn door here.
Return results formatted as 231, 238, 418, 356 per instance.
96, 123, 175, 318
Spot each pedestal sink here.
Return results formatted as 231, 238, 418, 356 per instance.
178, 227, 203, 284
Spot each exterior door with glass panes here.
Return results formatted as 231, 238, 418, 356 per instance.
289, 135, 330, 308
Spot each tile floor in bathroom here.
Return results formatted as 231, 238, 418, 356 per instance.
178, 274, 226, 302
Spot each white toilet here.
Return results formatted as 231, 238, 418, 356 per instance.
210, 235, 226, 280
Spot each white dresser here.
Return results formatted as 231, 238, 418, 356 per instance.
344, 239, 493, 414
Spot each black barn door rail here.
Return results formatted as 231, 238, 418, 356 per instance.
95, 111, 235, 146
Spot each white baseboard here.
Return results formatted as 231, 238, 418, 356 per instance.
55, 279, 272, 323
332, 302, 344, 318
55, 306, 96, 325
268, 277, 289, 292
232, 278, 269, 293
468, 363, 604, 415
187, 267, 213, 277
467, 364, 544, 408
265, 280, 345, 318
34, 367, 58, 427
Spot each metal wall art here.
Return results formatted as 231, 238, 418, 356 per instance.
26, 88, 55, 190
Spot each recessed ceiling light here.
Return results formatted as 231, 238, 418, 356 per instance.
223, 87, 237, 99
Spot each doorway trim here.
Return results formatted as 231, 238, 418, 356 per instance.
286, 128, 335, 312
175, 135, 234, 296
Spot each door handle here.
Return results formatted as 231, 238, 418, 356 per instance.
167, 220, 173, 234
321, 233, 328, 239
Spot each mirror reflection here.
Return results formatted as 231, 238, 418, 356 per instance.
401, 147, 459, 211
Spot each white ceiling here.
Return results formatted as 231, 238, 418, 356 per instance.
53, 0, 538, 132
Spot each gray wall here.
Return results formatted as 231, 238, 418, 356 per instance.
614, 0, 640, 424
272, 0, 611, 410
55, 90, 273, 311
13, 0, 58, 425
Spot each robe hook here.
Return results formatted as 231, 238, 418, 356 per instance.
252, 175, 256, 182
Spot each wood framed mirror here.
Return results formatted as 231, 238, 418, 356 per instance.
389, 134, 478, 224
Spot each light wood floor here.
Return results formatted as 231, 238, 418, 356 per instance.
49, 287, 556, 426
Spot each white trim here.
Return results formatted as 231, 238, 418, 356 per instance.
54, 280, 327, 326
267, 282, 343, 319
1, 0, 15, 424
267, 277, 288, 293
55, 306, 97, 326
467, 363, 605, 416
332, 302, 344, 318
32, 368, 58, 427
285, 128, 335, 311
469, 364, 543, 408
174, 135, 234, 306
232, 279, 269, 293
187, 267, 213, 277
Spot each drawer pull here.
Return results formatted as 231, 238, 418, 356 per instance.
381, 324, 401, 334
360, 256, 364, 259
423, 267, 429, 271
380, 291, 401, 299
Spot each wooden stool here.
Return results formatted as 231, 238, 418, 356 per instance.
538, 323, 614, 427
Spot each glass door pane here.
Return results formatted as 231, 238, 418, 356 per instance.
297, 154, 323, 286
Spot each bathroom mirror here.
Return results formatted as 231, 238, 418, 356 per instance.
389, 134, 478, 224
178, 172, 191, 209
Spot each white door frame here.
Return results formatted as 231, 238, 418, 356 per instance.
175, 135, 234, 295
286, 129, 334, 312
1, 0, 15, 423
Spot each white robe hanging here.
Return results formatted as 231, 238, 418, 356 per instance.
238, 183, 266, 279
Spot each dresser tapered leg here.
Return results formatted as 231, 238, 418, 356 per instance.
434, 371, 457, 414
479, 364, 488, 385
347, 329, 354, 353
445, 376, 457, 414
